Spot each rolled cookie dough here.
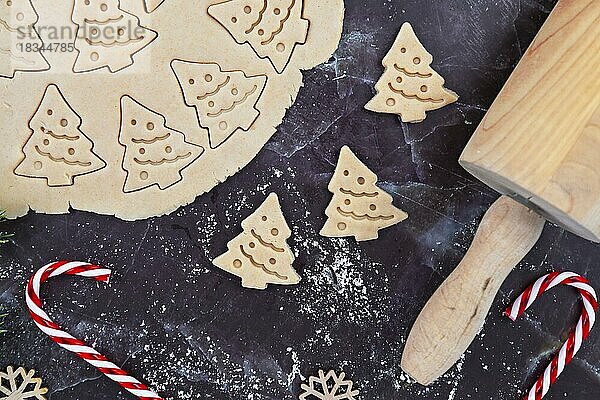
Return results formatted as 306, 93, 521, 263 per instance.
0, 0, 344, 220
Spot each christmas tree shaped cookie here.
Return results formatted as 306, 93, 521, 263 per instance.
171, 60, 267, 148
321, 146, 408, 241
71, 0, 157, 73
144, 0, 165, 13
118, 96, 204, 193
14, 85, 106, 186
208, 0, 309, 73
214, 193, 300, 290
0, 0, 49, 78
365, 23, 458, 123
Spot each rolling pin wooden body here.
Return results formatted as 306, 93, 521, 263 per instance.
460, 0, 600, 242
402, 0, 600, 386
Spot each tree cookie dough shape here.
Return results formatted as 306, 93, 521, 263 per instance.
321, 146, 408, 242
171, 60, 267, 149
119, 96, 204, 193
300, 370, 359, 400
144, 0, 165, 13
208, 0, 310, 73
365, 22, 458, 123
213, 193, 300, 290
0, 366, 48, 400
71, 0, 157, 73
0, 0, 50, 78
14, 84, 106, 187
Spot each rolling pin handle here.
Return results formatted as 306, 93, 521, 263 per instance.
401, 195, 546, 385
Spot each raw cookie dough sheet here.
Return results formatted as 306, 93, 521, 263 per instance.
0, 0, 344, 220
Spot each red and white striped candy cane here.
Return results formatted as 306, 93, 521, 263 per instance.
26, 261, 163, 400
505, 271, 598, 400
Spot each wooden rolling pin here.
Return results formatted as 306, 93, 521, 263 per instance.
402, 0, 600, 386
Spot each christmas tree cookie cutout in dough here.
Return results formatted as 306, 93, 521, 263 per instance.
71, 0, 157, 73
14, 85, 106, 186
365, 22, 458, 123
208, 0, 310, 73
321, 146, 408, 241
118, 96, 204, 193
171, 60, 267, 149
0, 0, 50, 78
214, 193, 300, 290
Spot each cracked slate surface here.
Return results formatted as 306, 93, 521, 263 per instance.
1, 1, 599, 399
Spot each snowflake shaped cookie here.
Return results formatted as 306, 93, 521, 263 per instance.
300, 370, 359, 400
0, 366, 48, 400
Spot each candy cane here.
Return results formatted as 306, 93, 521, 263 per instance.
505, 271, 598, 400
25, 261, 163, 400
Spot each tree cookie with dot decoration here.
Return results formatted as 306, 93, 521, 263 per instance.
213, 193, 300, 290
208, 0, 310, 73
0, 0, 50, 78
118, 96, 204, 193
14, 84, 106, 187
365, 22, 458, 123
321, 146, 408, 242
171, 60, 267, 149
71, 0, 157, 73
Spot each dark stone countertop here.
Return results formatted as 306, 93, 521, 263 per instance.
1, 1, 599, 399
